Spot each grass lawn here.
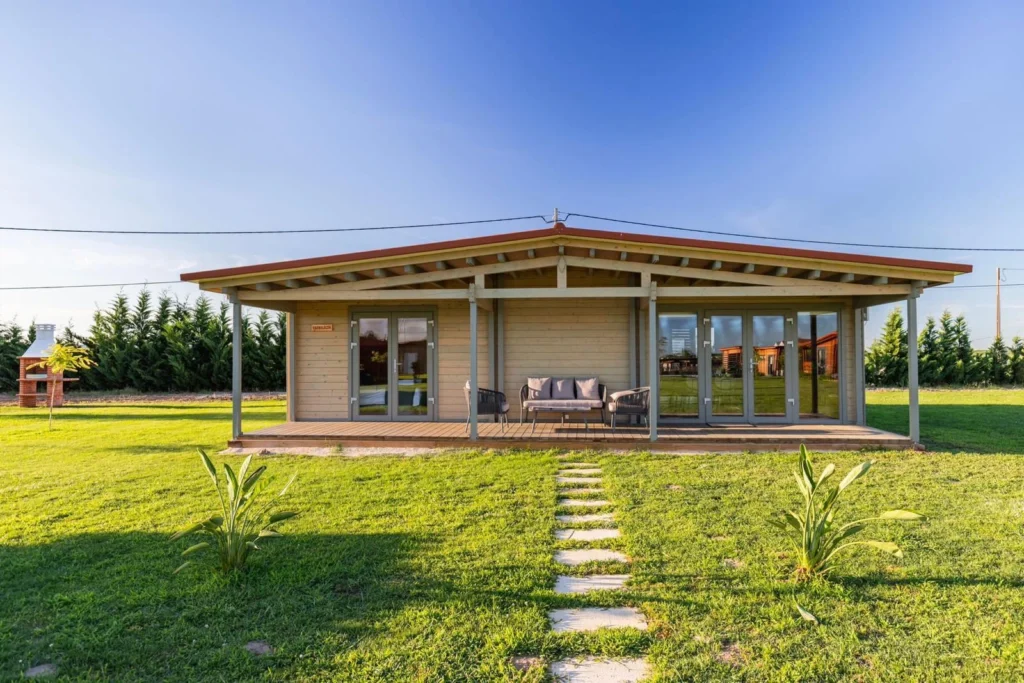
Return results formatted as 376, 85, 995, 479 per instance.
1, 389, 1023, 680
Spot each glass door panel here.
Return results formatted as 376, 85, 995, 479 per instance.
709, 315, 744, 417
751, 315, 788, 417
798, 312, 840, 419
658, 313, 700, 419
396, 317, 430, 417
357, 318, 389, 416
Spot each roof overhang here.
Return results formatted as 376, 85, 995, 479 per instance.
180, 223, 972, 307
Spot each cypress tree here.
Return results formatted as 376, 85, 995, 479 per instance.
936, 310, 959, 384
865, 308, 908, 387
1009, 337, 1024, 385
918, 316, 941, 386
986, 337, 1010, 385
0, 321, 29, 392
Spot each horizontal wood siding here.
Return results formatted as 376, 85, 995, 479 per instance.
437, 301, 489, 420
502, 274, 630, 420
294, 302, 349, 420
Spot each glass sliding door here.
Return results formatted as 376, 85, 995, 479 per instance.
707, 314, 745, 420
658, 313, 700, 420
354, 312, 434, 421
751, 314, 788, 419
798, 312, 840, 419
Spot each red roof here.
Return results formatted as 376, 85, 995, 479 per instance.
180, 223, 973, 281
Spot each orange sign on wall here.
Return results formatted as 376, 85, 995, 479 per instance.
310, 324, 334, 332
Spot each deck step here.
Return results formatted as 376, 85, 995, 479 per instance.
555, 528, 620, 541
548, 607, 648, 633
549, 657, 649, 682
554, 574, 630, 594
555, 549, 628, 565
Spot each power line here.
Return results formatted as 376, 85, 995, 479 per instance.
0, 215, 549, 235
0, 281, 180, 291
564, 212, 1024, 253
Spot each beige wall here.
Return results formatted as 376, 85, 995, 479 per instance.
437, 300, 489, 420
500, 272, 632, 420
293, 302, 350, 420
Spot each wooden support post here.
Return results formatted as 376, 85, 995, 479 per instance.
648, 281, 658, 442
469, 284, 478, 441
496, 274, 504, 400
231, 298, 242, 439
286, 311, 296, 422
908, 292, 920, 444
854, 307, 866, 426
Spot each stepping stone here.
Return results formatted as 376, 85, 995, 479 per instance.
557, 476, 603, 484
555, 548, 628, 565
557, 513, 614, 523
559, 469, 602, 476
560, 462, 599, 467
555, 527, 620, 541
550, 657, 649, 682
245, 640, 273, 656
25, 664, 57, 679
559, 488, 604, 495
555, 574, 630, 594
559, 498, 610, 507
548, 607, 648, 632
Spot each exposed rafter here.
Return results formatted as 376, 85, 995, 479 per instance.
774, 266, 789, 277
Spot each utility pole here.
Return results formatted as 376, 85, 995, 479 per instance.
553, 207, 559, 224
996, 267, 1002, 340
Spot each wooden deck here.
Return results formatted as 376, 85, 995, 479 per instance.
233, 420, 913, 452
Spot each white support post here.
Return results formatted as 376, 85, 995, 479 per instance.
907, 292, 920, 444
648, 282, 658, 442
469, 284, 479, 441
231, 297, 243, 440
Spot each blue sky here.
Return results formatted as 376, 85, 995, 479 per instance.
1, 1, 1022, 345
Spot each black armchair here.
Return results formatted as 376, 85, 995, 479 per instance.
607, 387, 651, 433
464, 381, 511, 432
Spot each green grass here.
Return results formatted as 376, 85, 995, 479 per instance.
868, 388, 1024, 454
1, 389, 1023, 680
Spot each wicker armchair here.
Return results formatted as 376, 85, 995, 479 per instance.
607, 387, 651, 433
464, 381, 511, 432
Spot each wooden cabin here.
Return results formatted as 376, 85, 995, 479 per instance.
180, 223, 971, 451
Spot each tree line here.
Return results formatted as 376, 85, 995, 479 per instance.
0, 290, 286, 393
866, 308, 1024, 387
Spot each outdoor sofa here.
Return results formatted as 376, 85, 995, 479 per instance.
520, 376, 607, 432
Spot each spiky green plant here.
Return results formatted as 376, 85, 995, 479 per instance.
171, 450, 298, 574
769, 445, 925, 580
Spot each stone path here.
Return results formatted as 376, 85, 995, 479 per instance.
546, 455, 649, 681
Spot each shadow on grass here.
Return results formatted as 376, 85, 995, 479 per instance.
0, 407, 284, 422
868, 403, 1024, 454
0, 531, 428, 679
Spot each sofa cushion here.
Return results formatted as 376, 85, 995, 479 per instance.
575, 376, 600, 400
552, 378, 575, 400
527, 377, 551, 400
524, 399, 601, 411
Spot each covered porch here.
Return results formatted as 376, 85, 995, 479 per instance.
230, 420, 912, 452
179, 221, 973, 451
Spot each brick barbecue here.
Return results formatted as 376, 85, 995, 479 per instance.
17, 324, 75, 408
